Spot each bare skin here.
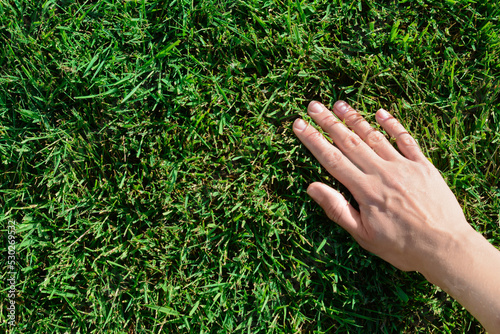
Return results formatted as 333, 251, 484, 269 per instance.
293, 100, 500, 332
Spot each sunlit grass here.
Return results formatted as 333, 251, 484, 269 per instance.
0, 0, 499, 332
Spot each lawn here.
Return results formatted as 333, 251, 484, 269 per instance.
1, 0, 499, 332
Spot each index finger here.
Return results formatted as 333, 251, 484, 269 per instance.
293, 118, 366, 197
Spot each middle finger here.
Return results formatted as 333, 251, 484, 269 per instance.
331, 100, 400, 161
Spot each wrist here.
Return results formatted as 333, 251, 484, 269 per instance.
418, 225, 500, 332
418, 225, 480, 288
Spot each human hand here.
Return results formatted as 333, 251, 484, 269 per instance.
293, 101, 474, 274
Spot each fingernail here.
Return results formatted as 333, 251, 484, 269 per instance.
334, 100, 349, 114
294, 118, 307, 131
308, 101, 324, 114
377, 108, 390, 120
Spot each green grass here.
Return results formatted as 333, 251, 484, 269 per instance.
1, 0, 499, 332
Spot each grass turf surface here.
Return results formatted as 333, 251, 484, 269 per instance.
1, 0, 499, 332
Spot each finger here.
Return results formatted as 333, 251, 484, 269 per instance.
376, 109, 426, 162
307, 182, 362, 236
330, 100, 400, 161
307, 101, 383, 172
293, 118, 366, 195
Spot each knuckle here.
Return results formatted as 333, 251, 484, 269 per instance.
415, 158, 435, 175
323, 149, 343, 169
345, 112, 364, 127
322, 114, 340, 129
387, 119, 402, 135
397, 132, 416, 146
342, 133, 361, 151
365, 129, 385, 146
325, 199, 344, 223
305, 130, 325, 143
414, 160, 432, 176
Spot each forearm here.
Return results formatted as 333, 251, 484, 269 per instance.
421, 228, 500, 333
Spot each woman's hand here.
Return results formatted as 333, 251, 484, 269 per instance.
293, 100, 473, 273
293, 100, 500, 332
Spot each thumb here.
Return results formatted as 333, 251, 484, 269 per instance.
307, 182, 361, 236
